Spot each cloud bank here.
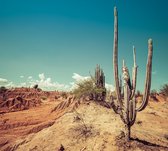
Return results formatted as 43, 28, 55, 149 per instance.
0, 78, 8, 84
72, 73, 90, 82
0, 73, 114, 91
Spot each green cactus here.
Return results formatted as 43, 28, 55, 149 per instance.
94, 65, 106, 101
95, 64, 105, 88
112, 7, 153, 141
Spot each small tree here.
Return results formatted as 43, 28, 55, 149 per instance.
33, 84, 38, 89
72, 79, 95, 98
72, 78, 106, 100
0, 86, 7, 93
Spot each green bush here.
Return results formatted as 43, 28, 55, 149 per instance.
72, 78, 106, 99
0, 86, 7, 93
160, 84, 168, 97
150, 89, 158, 101
72, 79, 94, 98
33, 84, 38, 89
151, 89, 157, 95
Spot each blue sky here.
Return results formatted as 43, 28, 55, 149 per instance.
0, 0, 168, 91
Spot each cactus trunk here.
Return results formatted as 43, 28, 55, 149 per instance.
125, 124, 131, 141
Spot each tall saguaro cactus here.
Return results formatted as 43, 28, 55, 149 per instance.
112, 7, 153, 141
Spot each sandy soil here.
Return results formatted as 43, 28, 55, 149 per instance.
0, 97, 168, 151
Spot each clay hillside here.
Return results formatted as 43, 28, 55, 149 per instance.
0, 87, 168, 151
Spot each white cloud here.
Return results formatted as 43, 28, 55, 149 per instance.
71, 73, 114, 92
0, 73, 115, 92
0, 78, 8, 84
20, 75, 24, 78
70, 73, 91, 90
0, 77, 15, 88
105, 83, 115, 92
39, 73, 45, 81
20, 82, 26, 87
72, 73, 90, 82
0, 74, 69, 90
28, 76, 32, 79
5, 82, 15, 87
69, 82, 77, 90
27, 73, 69, 90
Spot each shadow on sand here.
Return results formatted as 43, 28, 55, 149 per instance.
131, 137, 168, 149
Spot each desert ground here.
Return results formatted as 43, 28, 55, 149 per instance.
0, 88, 168, 151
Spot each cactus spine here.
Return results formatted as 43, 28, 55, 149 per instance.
112, 7, 153, 141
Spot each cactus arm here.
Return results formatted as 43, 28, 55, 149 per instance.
136, 39, 153, 112
131, 46, 138, 99
113, 7, 122, 107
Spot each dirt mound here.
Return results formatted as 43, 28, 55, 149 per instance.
51, 95, 83, 113
0, 88, 60, 113
0, 88, 41, 113
0, 92, 168, 151
0, 95, 70, 150
149, 93, 167, 102
1, 100, 167, 151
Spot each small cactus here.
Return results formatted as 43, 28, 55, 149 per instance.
112, 7, 153, 141
94, 65, 106, 101
95, 64, 105, 88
